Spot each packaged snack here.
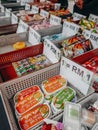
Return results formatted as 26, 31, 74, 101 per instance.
51, 87, 76, 113
42, 75, 67, 95
61, 34, 85, 48
63, 39, 93, 58
18, 104, 51, 130
81, 109, 96, 128
63, 102, 81, 130
83, 56, 98, 82
79, 18, 95, 30
14, 85, 44, 115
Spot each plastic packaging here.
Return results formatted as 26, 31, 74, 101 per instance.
41, 75, 67, 96
18, 103, 51, 130
14, 85, 44, 116
81, 109, 96, 128
51, 87, 76, 113
63, 102, 81, 130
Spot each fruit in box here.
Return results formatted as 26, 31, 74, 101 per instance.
13, 42, 26, 50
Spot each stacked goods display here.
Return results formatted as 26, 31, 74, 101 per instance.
72, 48, 98, 91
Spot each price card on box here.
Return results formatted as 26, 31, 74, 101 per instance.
17, 20, 28, 33
28, 27, 41, 45
43, 39, 61, 63
60, 56, 94, 95
32, 6, 39, 14
50, 15, 61, 25
5, 8, 11, 17
90, 32, 98, 48
82, 29, 91, 39
40, 9, 49, 18
73, 12, 86, 21
62, 21, 80, 37
89, 14, 98, 23
0, 5, 4, 12
11, 13, 18, 24
25, 3, 30, 10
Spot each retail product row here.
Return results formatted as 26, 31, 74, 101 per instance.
0, 1, 98, 130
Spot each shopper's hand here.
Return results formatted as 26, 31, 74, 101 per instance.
75, 0, 83, 9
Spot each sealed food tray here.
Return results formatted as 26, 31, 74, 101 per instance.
0, 43, 43, 82
72, 48, 98, 92
0, 32, 30, 54
0, 62, 92, 130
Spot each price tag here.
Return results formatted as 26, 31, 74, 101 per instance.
40, 9, 49, 18
62, 21, 80, 37
43, 39, 61, 63
82, 29, 91, 39
60, 56, 94, 95
11, 13, 18, 24
73, 12, 86, 21
0, 5, 4, 12
17, 20, 28, 33
32, 6, 39, 14
5, 8, 10, 17
89, 14, 98, 23
28, 27, 41, 45
90, 32, 98, 48
50, 15, 61, 25
25, 3, 30, 10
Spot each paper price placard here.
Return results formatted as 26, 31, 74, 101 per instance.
17, 20, 28, 33
43, 39, 61, 63
25, 3, 30, 10
28, 27, 41, 45
90, 32, 98, 48
5, 8, 10, 17
32, 6, 39, 14
62, 21, 80, 37
82, 29, 91, 39
60, 57, 94, 95
73, 12, 86, 20
89, 14, 98, 23
0, 5, 4, 12
50, 15, 61, 25
11, 13, 18, 24
40, 9, 49, 18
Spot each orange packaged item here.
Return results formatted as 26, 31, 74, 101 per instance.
42, 75, 67, 95
14, 85, 44, 116
13, 41, 26, 50
18, 104, 51, 130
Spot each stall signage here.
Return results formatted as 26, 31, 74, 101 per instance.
17, 20, 28, 33
60, 57, 94, 95
0, 5, 4, 12
50, 15, 61, 25
43, 39, 61, 63
5, 8, 10, 17
40, 9, 49, 18
28, 27, 41, 45
90, 33, 98, 48
89, 14, 98, 23
73, 12, 86, 20
62, 21, 80, 37
32, 6, 39, 14
25, 4, 30, 10
82, 29, 91, 39
11, 13, 18, 24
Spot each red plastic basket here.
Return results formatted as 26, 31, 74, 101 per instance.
0, 43, 43, 82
